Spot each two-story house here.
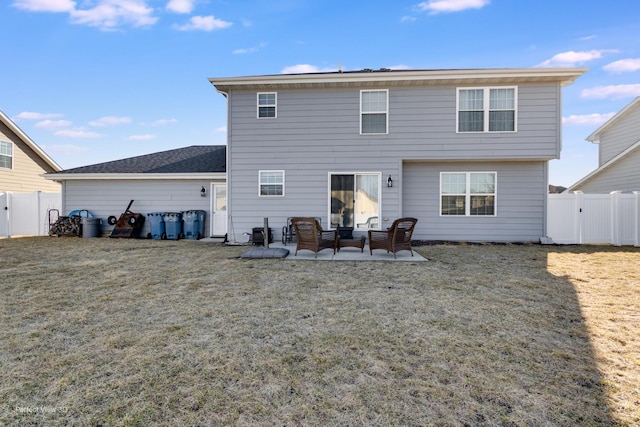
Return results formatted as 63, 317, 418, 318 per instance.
1, 109, 61, 193
210, 68, 585, 243
567, 97, 640, 193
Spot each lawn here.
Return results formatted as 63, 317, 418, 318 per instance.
1, 237, 638, 426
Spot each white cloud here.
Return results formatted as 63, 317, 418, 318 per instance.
537, 49, 618, 68
581, 84, 640, 99
174, 15, 232, 31
281, 64, 338, 74
13, 0, 158, 30
166, 0, 194, 14
89, 116, 132, 127
603, 58, 640, 74
55, 129, 103, 138
14, 111, 63, 120
562, 113, 616, 126
233, 42, 267, 55
126, 134, 155, 140
12, 0, 75, 12
579, 35, 597, 41
70, 0, 157, 30
35, 119, 73, 129
216, 126, 227, 133
416, 0, 490, 14
40, 144, 89, 154
149, 118, 177, 126
401, 15, 417, 22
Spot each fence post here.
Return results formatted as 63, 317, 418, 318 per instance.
0, 193, 8, 238
5, 191, 12, 238
610, 191, 621, 246
634, 191, 640, 247
574, 191, 584, 244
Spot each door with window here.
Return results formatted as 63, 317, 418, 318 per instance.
210, 183, 227, 236
329, 173, 380, 229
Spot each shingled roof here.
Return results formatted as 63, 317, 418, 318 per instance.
55, 145, 226, 174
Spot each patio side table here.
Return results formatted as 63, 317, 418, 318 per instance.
338, 236, 366, 252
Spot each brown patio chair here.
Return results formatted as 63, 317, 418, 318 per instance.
291, 217, 338, 258
368, 217, 418, 259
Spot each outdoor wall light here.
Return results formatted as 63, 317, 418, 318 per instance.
387, 175, 393, 188
200, 186, 207, 197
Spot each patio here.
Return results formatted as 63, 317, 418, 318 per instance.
248, 241, 427, 261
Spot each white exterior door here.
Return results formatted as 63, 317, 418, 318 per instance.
210, 183, 227, 237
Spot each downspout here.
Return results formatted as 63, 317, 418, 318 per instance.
215, 87, 231, 241
542, 161, 548, 239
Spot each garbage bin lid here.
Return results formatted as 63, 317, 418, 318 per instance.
68, 209, 93, 218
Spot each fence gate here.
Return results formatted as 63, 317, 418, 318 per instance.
547, 192, 640, 246
0, 191, 62, 238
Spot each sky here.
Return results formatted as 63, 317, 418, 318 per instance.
2, 0, 640, 187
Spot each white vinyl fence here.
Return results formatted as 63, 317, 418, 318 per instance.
547, 191, 640, 246
0, 191, 62, 238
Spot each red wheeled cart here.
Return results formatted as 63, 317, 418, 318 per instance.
108, 200, 145, 238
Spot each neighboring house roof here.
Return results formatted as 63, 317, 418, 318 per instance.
586, 97, 640, 143
0, 109, 61, 172
210, 68, 587, 92
566, 140, 640, 192
45, 145, 226, 180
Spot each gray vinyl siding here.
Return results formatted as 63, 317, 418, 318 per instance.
403, 161, 547, 242
575, 148, 640, 193
598, 107, 640, 165
229, 83, 560, 160
226, 82, 560, 241
62, 179, 218, 237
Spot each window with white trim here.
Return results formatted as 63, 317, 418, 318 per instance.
457, 87, 516, 132
440, 172, 496, 216
0, 141, 12, 169
259, 170, 284, 196
360, 89, 388, 134
257, 92, 277, 118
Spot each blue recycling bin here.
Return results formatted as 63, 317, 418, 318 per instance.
147, 212, 166, 240
163, 212, 183, 240
183, 210, 206, 240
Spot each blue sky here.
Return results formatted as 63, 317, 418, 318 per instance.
2, 0, 640, 187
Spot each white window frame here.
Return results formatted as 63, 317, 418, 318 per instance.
440, 171, 497, 217
360, 89, 389, 135
258, 170, 284, 197
456, 87, 517, 133
0, 140, 12, 169
257, 92, 277, 119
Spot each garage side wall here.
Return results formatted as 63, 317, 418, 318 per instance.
62, 179, 220, 237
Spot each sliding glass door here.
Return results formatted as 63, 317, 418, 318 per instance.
329, 173, 380, 229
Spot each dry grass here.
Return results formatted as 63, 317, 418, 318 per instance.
0, 237, 638, 426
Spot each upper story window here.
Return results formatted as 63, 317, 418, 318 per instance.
457, 87, 516, 132
257, 92, 277, 118
0, 141, 12, 169
360, 89, 388, 134
441, 172, 496, 216
259, 170, 284, 196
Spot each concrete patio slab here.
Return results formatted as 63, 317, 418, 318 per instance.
270, 242, 427, 262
